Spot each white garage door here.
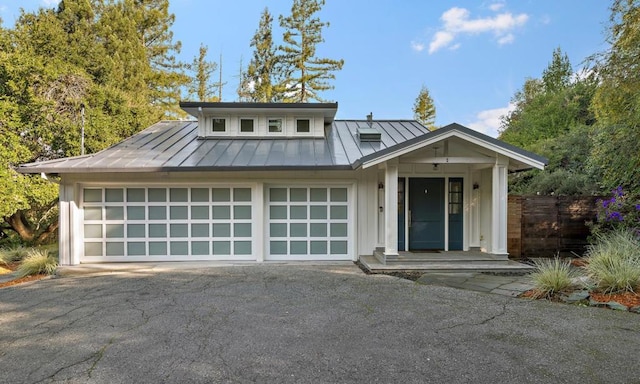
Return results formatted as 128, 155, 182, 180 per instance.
266, 186, 351, 261
81, 186, 255, 262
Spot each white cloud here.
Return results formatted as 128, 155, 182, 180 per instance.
41, 0, 59, 7
466, 104, 514, 138
497, 33, 514, 45
411, 41, 425, 52
428, 6, 529, 54
429, 31, 455, 54
489, 3, 505, 12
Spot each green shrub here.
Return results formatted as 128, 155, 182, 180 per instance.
585, 229, 640, 293
509, 169, 598, 196
531, 257, 578, 297
16, 249, 58, 278
0, 246, 30, 265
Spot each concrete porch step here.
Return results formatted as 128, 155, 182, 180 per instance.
387, 255, 502, 262
360, 254, 534, 274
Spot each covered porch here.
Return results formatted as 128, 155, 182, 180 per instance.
360, 123, 546, 270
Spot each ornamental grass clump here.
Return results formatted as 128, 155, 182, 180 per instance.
16, 249, 58, 278
585, 229, 640, 293
531, 257, 577, 298
0, 246, 30, 266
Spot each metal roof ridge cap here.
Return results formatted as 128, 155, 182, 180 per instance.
179, 101, 338, 108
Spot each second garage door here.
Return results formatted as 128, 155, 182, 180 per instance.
266, 186, 351, 261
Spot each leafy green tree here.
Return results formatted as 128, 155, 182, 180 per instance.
186, 44, 218, 101
0, 0, 189, 243
499, 48, 598, 196
242, 8, 280, 102
0, 30, 60, 243
500, 48, 596, 149
413, 85, 436, 130
589, 0, 640, 196
278, 0, 344, 102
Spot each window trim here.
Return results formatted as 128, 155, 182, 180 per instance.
238, 117, 257, 134
267, 117, 284, 135
295, 117, 313, 135
210, 116, 228, 134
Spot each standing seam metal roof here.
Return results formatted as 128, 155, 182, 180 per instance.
16, 120, 546, 174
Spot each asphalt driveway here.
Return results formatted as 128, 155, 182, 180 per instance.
0, 264, 638, 384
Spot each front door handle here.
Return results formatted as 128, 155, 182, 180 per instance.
408, 210, 412, 228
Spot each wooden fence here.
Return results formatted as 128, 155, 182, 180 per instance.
508, 195, 600, 258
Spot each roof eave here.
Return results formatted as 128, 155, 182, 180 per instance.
16, 165, 354, 174
359, 124, 547, 170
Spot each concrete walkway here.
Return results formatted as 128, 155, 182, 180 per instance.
416, 272, 536, 297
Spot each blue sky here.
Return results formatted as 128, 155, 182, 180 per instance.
1, 1, 611, 137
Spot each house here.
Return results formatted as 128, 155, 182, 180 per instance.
17, 102, 546, 266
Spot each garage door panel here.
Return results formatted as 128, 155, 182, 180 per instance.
266, 186, 351, 261
81, 186, 255, 262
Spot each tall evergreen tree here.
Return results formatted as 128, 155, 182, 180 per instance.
186, 44, 218, 101
127, 0, 188, 112
413, 85, 436, 131
242, 8, 279, 102
278, 0, 343, 102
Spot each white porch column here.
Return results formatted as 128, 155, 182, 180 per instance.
70, 184, 81, 265
58, 181, 81, 266
383, 160, 399, 257
491, 158, 509, 256
58, 183, 71, 266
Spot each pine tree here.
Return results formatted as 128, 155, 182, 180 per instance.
542, 47, 572, 93
243, 8, 279, 102
128, 0, 188, 112
413, 86, 436, 131
186, 44, 218, 101
278, 0, 344, 102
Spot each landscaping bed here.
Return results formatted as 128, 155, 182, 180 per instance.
0, 247, 58, 289
520, 286, 640, 313
0, 262, 49, 289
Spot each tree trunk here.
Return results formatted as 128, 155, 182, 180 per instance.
4, 211, 35, 242
36, 221, 59, 245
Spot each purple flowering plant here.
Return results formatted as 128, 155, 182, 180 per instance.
593, 186, 640, 235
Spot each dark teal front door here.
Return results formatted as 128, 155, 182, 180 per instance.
409, 178, 445, 250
